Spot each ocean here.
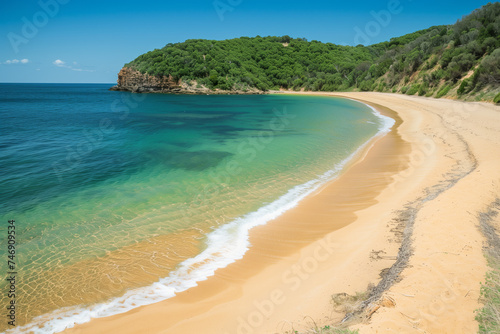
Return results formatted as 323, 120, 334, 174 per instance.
0, 83, 393, 333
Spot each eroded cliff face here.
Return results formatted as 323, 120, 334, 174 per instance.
109, 66, 265, 95
109, 67, 182, 93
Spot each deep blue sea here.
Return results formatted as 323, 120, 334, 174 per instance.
0, 83, 393, 333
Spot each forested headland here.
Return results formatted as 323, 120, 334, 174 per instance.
118, 3, 500, 102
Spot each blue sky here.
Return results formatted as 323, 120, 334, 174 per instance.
0, 0, 492, 83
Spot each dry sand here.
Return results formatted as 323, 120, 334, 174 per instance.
63, 93, 500, 334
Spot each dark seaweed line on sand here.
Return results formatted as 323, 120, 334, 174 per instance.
478, 199, 500, 258
342, 110, 479, 323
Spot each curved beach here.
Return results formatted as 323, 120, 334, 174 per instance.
63, 93, 500, 334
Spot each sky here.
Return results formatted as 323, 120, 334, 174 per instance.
0, 0, 493, 83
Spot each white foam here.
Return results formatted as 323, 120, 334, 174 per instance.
8, 101, 394, 334
365, 103, 395, 134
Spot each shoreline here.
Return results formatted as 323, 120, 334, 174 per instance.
62, 94, 412, 334
15, 96, 394, 334
63, 92, 500, 334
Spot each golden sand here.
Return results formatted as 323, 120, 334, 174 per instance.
64, 93, 500, 334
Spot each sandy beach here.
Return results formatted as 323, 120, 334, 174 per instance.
63, 92, 500, 334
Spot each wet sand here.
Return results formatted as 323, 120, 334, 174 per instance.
64, 92, 500, 334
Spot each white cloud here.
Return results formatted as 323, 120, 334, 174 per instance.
52, 59, 95, 72
3, 58, 29, 64
53, 59, 65, 66
71, 68, 95, 72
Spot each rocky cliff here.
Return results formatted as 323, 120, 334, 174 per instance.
109, 67, 183, 93
109, 67, 265, 95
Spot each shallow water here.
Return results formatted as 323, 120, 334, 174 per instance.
0, 84, 388, 332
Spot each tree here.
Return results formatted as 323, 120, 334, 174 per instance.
478, 49, 500, 84
281, 35, 291, 44
209, 69, 218, 86
122, 4, 499, 96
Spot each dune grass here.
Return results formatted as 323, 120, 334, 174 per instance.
476, 199, 500, 334
291, 325, 359, 334
310, 327, 359, 334
476, 256, 500, 334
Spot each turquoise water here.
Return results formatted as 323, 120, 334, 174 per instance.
0, 84, 391, 333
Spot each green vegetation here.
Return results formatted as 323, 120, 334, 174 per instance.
476, 199, 500, 334
406, 84, 420, 95
476, 256, 500, 334
289, 324, 359, 334
310, 327, 359, 334
125, 3, 500, 100
436, 85, 452, 98
494, 92, 500, 103
127, 35, 378, 92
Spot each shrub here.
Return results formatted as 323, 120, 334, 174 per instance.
427, 55, 438, 69
457, 79, 469, 95
418, 83, 428, 96
406, 84, 420, 95
431, 69, 444, 82
209, 70, 218, 86
494, 92, 500, 104
436, 85, 451, 98
359, 80, 374, 92
478, 49, 500, 85
476, 254, 500, 334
